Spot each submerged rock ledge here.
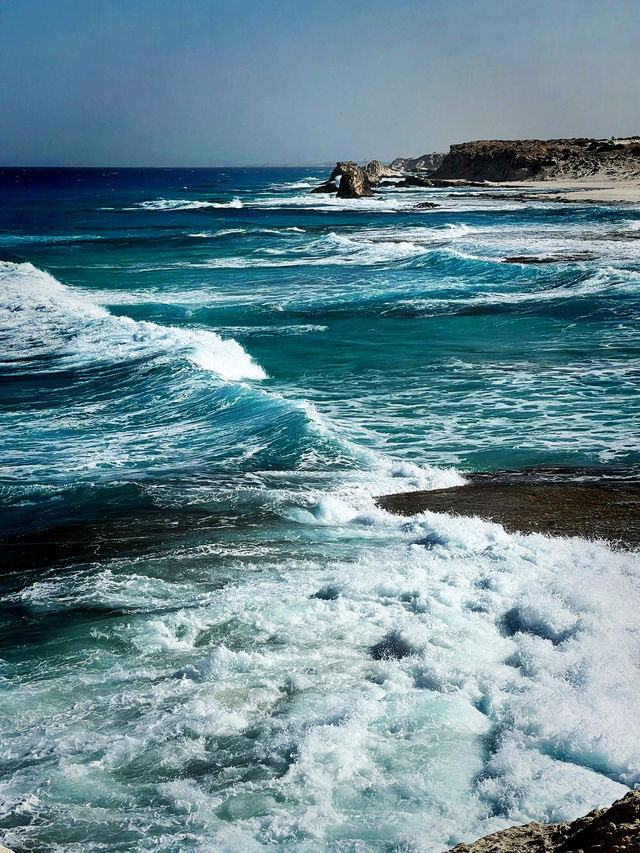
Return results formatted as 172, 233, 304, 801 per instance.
377, 469, 640, 546
446, 790, 640, 852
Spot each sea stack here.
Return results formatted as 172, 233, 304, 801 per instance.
330, 161, 375, 198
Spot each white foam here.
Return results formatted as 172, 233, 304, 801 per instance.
134, 197, 243, 211
2, 480, 638, 850
183, 230, 429, 269
0, 261, 265, 381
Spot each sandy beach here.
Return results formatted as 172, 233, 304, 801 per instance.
501, 177, 640, 204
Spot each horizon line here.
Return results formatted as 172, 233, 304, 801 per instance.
0, 163, 346, 170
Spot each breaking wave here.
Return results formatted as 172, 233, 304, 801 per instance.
134, 197, 243, 211
0, 261, 264, 381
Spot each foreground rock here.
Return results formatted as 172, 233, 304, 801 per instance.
376, 469, 640, 546
433, 137, 640, 182
447, 790, 640, 852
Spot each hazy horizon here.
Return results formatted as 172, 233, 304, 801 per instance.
1, 0, 639, 167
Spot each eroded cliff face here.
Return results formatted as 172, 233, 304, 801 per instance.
389, 152, 446, 173
433, 137, 640, 182
447, 790, 640, 853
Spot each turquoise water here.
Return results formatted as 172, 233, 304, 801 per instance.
1, 167, 639, 851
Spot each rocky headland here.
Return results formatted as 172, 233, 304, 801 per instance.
433, 137, 640, 182
446, 790, 640, 852
311, 137, 640, 203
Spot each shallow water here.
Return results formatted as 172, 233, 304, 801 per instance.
1, 167, 639, 852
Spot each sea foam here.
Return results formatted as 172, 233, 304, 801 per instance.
134, 197, 243, 211
0, 261, 265, 381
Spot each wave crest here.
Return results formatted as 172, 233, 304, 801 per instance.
0, 261, 265, 381
134, 197, 243, 211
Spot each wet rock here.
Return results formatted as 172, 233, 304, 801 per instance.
502, 252, 597, 264
414, 201, 439, 209
395, 175, 435, 188
334, 162, 375, 198
446, 789, 640, 852
310, 584, 340, 600
309, 181, 338, 194
369, 629, 414, 660
376, 469, 640, 546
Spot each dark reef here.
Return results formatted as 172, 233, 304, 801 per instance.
377, 469, 640, 546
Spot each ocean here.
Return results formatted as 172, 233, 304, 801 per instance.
0, 166, 639, 852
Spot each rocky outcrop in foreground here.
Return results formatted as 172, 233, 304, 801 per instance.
433, 137, 640, 182
377, 469, 640, 545
447, 790, 640, 852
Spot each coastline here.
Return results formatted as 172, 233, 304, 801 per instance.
2, 165, 639, 851
496, 177, 640, 204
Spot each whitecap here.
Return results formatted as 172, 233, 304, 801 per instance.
133, 197, 243, 211
0, 261, 265, 382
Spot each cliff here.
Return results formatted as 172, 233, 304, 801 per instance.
389, 152, 446, 173
433, 137, 640, 182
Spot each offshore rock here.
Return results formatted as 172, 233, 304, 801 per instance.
364, 160, 403, 184
365, 159, 385, 183
332, 161, 375, 198
396, 175, 435, 187
309, 181, 338, 194
309, 161, 400, 197
446, 790, 640, 852
328, 161, 355, 182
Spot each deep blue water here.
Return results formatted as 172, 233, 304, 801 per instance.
1, 167, 639, 852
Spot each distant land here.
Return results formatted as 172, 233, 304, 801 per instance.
397, 136, 640, 181
312, 137, 640, 203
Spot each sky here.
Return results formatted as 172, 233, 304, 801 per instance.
1, 0, 639, 166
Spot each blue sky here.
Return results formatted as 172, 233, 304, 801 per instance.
1, 0, 639, 165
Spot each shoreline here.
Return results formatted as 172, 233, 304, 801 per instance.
494, 177, 640, 204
